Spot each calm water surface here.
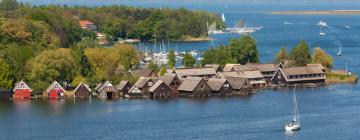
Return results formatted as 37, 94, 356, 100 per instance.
4, 1, 360, 139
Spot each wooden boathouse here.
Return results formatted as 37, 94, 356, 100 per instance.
13, 80, 32, 99
178, 77, 211, 97
148, 80, 173, 98
74, 83, 91, 99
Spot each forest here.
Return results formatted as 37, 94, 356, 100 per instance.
0, 0, 224, 93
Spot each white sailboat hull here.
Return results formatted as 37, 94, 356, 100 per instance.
285, 123, 300, 131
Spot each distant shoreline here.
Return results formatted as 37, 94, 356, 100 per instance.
271, 10, 360, 15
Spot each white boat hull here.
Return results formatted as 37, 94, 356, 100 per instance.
285, 124, 300, 131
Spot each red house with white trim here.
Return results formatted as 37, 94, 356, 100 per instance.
45, 81, 66, 99
13, 80, 32, 99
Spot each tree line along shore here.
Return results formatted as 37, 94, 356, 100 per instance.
0, 0, 357, 100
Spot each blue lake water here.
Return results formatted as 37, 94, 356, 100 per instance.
4, 0, 360, 139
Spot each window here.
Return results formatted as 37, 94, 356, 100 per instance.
148, 82, 153, 86
224, 84, 229, 88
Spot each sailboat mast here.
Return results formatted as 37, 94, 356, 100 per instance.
293, 88, 300, 123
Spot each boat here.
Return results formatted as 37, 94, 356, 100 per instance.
284, 21, 293, 25
343, 25, 351, 29
317, 20, 328, 27
337, 44, 342, 56
222, 13, 226, 22
285, 89, 301, 131
319, 27, 326, 36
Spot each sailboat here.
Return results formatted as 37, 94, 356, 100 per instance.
319, 27, 326, 36
285, 89, 301, 131
222, 13, 226, 22
337, 44, 342, 56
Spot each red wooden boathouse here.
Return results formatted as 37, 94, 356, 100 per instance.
13, 80, 32, 99
46, 81, 66, 99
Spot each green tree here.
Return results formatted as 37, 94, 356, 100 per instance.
0, 59, 13, 89
168, 49, 176, 69
159, 64, 167, 76
71, 75, 87, 87
311, 47, 333, 69
275, 48, 290, 63
0, 0, 19, 17
0, 44, 33, 80
201, 45, 233, 67
115, 44, 139, 70
290, 41, 311, 66
71, 38, 96, 77
148, 61, 159, 73
182, 53, 196, 67
229, 35, 259, 64
27, 48, 76, 83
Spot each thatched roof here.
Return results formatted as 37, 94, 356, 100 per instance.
207, 78, 227, 91
148, 80, 168, 93
134, 77, 154, 88
238, 71, 264, 79
131, 68, 157, 78
175, 67, 216, 78
178, 77, 203, 92
307, 63, 326, 71
116, 80, 130, 91
74, 82, 91, 92
159, 74, 177, 86
223, 64, 240, 72
96, 81, 113, 93
234, 63, 277, 72
226, 77, 247, 90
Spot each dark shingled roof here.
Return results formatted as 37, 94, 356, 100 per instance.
207, 78, 227, 91
178, 77, 203, 92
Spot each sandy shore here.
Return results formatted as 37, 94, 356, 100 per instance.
271, 10, 360, 15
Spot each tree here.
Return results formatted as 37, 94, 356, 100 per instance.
148, 61, 159, 73
71, 75, 87, 87
85, 47, 118, 81
182, 53, 196, 67
71, 38, 97, 77
168, 49, 176, 69
0, 59, 13, 89
290, 41, 311, 66
0, 0, 19, 17
115, 44, 139, 70
311, 47, 333, 69
275, 48, 290, 63
0, 44, 33, 80
229, 35, 259, 64
201, 45, 233, 67
159, 64, 167, 76
27, 48, 76, 83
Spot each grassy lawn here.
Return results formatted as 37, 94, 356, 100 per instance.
326, 72, 358, 84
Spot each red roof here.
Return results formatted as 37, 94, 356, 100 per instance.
79, 20, 94, 27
